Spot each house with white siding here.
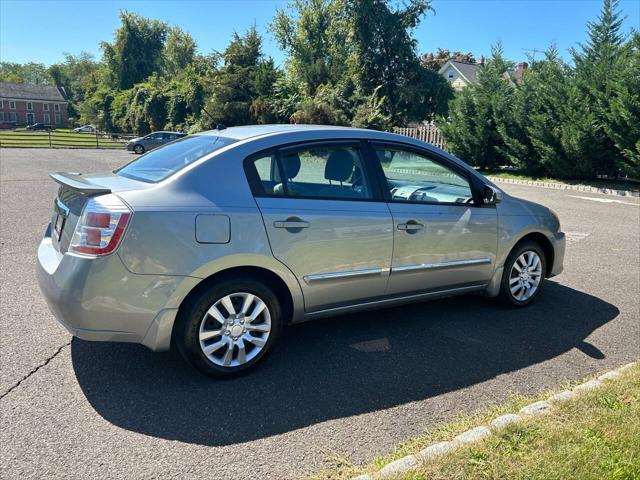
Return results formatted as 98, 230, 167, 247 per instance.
439, 59, 528, 91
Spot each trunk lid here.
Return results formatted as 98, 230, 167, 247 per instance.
49, 171, 150, 253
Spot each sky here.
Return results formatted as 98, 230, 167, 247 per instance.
1, 0, 639, 68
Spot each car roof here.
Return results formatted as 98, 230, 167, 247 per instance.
196, 124, 377, 141
191, 124, 492, 187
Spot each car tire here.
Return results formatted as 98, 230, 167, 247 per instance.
499, 240, 546, 308
133, 144, 145, 154
175, 278, 283, 378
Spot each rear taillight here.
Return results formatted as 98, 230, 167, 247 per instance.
69, 194, 131, 256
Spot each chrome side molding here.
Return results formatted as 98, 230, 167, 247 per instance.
304, 267, 389, 284
303, 258, 491, 284
391, 257, 492, 273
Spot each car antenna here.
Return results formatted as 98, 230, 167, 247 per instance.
216, 123, 226, 130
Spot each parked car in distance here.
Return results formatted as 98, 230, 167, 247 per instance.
74, 125, 96, 133
37, 125, 565, 377
127, 131, 186, 154
26, 123, 54, 131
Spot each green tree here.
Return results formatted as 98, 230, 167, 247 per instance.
48, 52, 102, 123
440, 45, 514, 169
420, 49, 476, 71
347, 0, 433, 123
0, 62, 51, 84
101, 11, 168, 89
164, 27, 197, 76
495, 47, 573, 176
271, 0, 349, 95
602, 32, 640, 177
564, 0, 629, 177
201, 27, 279, 127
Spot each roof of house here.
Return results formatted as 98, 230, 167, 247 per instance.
438, 60, 479, 84
0, 82, 67, 102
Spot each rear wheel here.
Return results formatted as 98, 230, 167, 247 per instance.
499, 241, 546, 307
175, 278, 282, 377
134, 144, 145, 154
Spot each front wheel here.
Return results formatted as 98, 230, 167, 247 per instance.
499, 241, 546, 307
133, 144, 145, 154
175, 278, 282, 377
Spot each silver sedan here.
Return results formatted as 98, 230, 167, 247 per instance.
37, 125, 565, 377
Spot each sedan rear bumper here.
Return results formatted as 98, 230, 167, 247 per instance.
36, 229, 198, 351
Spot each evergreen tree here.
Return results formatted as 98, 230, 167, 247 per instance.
347, 0, 434, 123
565, 0, 629, 177
202, 27, 279, 127
602, 32, 640, 177
496, 47, 574, 177
439, 45, 514, 169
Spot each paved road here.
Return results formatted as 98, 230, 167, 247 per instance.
1, 148, 639, 479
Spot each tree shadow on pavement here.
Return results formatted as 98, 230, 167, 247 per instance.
72, 281, 616, 446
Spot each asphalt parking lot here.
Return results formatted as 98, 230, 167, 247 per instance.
1, 148, 639, 479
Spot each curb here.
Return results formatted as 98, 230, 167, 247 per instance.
351, 361, 637, 480
486, 176, 640, 198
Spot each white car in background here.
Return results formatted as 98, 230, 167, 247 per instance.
74, 125, 96, 133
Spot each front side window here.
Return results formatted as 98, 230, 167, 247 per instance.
249, 145, 371, 200
117, 134, 236, 183
373, 146, 473, 204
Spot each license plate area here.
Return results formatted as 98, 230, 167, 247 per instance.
53, 198, 70, 241
54, 213, 65, 240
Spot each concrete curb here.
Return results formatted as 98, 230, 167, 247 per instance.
486, 176, 640, 198
353, 361, 637, 480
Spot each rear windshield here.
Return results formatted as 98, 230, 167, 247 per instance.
116, 135, 237, 183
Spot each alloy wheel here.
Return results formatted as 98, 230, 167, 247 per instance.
198, 292, 271, 368
508, 250, 543, 301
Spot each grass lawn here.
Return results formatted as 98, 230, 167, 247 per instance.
312, 363, 639, 480
0, 128, 126, 149
480, 170, 640, 193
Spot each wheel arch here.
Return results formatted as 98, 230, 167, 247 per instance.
172, 265, 297, 347
511, 232, 555, 277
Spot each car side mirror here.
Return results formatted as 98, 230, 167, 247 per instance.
483, 185, 502, 205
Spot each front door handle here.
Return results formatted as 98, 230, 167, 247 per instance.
274, 217, 310, 229
397, 221, 424, 231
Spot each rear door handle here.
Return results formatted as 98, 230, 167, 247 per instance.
274, 218, 310, 229
397, 221, 424, 231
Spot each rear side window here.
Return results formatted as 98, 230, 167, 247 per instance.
247, 145, 371, 200
117, 135, 236, 183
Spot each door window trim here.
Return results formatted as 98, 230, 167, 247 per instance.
243, 139, 385, 203
363, 140, 485, 207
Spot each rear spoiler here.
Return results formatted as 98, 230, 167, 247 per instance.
49, 172, 112, 196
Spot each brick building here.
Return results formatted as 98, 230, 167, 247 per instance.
0, 82, 69, 128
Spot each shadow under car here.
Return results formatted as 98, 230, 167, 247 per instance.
71, 281, 617, 446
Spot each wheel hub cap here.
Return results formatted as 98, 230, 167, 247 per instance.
230, 324, 244, 337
